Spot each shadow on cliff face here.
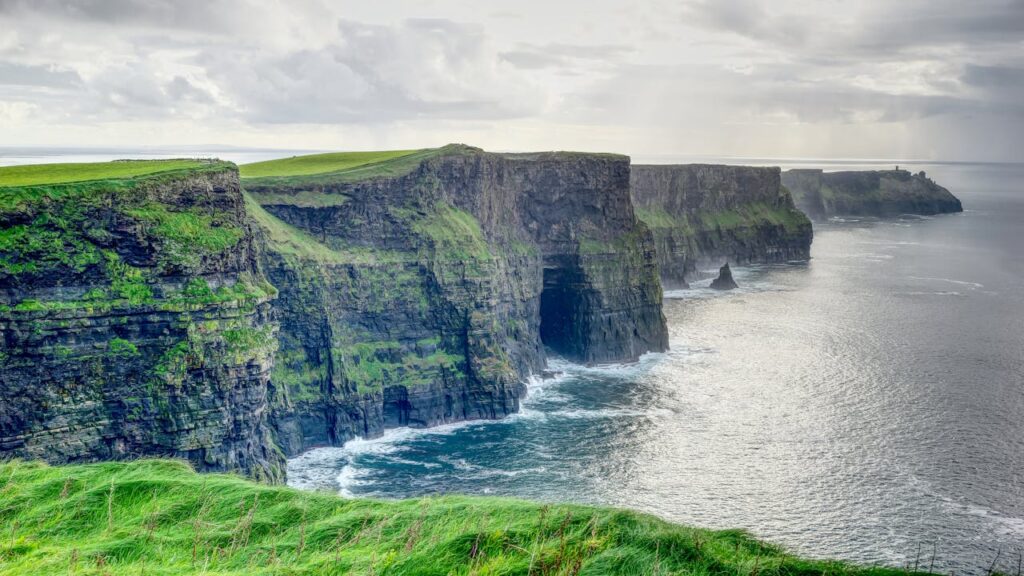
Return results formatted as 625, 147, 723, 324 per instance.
539, 262, 590, 361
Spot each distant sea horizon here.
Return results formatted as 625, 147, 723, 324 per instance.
1, 146, 1021, 171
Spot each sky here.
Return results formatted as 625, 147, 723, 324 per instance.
0, 0, 1021, 162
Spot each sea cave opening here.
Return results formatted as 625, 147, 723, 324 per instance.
538, 262, 589, 362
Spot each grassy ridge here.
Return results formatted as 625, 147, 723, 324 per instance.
0, 459, 921, 576
239, 150, 421, 179
0, 160, 209, 187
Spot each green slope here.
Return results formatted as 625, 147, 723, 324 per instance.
0, 459, 925, 576
239, 150, 421, 179
0, 159, 210, 187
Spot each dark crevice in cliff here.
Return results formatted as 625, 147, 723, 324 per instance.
539, 262, 588, 362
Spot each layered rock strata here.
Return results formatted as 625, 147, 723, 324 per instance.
0, 162, 284, 481
245, 145, 669, 457
630, 164, 813, 287
0, 146, 673, 480
781, 168, 963, 219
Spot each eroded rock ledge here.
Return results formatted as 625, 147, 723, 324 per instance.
245, 145, 669, 457
781, 168, 963, 220
0, 162, 284, 482
0, 146, 671, 481
630, 164, 813, 287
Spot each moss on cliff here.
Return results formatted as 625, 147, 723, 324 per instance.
0, 160, 285, 482
0, 459, 926, 576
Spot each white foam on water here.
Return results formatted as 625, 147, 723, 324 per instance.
546, 350, 666, 379
908, 276, 984, 290
844, 252, 895, 260
336, 463, 369, 498
546, 406, 676, 420
289, 349, 680, 495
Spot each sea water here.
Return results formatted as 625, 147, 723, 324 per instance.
287, 161, 1024, 574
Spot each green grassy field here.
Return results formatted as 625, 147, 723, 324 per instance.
0, 159, 210, 187
239, 150, 421, 179
0, 459, 926, 576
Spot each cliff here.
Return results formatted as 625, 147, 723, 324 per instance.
0, 161, 284, 482
782, 168, 963, 220
0, 148, 670, 480
630, 164, 813, 287
244, 145, 668, 456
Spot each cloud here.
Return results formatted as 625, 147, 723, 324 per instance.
0, 0, 1019, 160
0, 0, 237, 32
0, 62, 81, 87
199, 18, 545, 124
499, 43, 632, 70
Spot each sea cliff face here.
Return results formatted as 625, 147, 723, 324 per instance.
630, 164, 813, 287
245, 145, 669, 456
782, 168, 963, 219
0, 163, 284, 482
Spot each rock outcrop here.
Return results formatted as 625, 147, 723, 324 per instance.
781, 168, 963, 220
630, 164, 813, 287
0, 146, 671, 480
710, 263, 738, 291
0, 162, 285, 482
245, 145, 669, 456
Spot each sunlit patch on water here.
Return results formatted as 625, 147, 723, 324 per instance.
288, 164, 1024, 575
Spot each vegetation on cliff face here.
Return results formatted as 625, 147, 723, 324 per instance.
0, 160, 285, 482
781, 169, 963, 219
630, 165, 813, 287
0, 459, 922, 576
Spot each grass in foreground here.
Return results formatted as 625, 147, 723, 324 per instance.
239, 150, 421, 179
0, 459, 925, 576
0, 159, 210, 187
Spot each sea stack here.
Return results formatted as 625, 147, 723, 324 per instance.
710, 263, 739, 290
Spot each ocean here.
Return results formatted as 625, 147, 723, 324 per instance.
286, 160, 1024, 575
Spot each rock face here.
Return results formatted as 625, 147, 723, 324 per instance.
782, 168, 963, 219
710, 263, 738, 291
0, 163, 284, 482
0, 146, 671, 480
244, 145, 669, 457
630, 164, 813, 287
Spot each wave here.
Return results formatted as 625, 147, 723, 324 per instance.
546, 351, 666, 379
843, 252, 895, 260
289, 351, 675, 495
908, 276, 984, 290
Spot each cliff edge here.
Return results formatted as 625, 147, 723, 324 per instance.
782, 168, 963, 220
630, 164, 813, 287
244, 145, 669, 457
0, 160, 284, 481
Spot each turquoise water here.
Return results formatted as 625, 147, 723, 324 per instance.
288, 162, 1024, 575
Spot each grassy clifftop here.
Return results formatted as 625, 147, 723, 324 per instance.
0, 459, 919, 576
0, 159, 213, 187
239, 150, 421, 179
